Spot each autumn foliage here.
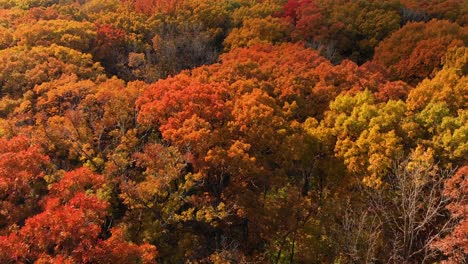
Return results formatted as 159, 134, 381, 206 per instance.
0, 0, 466, 263
432, 166, 468, 263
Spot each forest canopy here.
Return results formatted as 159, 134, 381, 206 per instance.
0, 0, 466, 263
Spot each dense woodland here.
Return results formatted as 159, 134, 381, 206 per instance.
0, 0, 466, 263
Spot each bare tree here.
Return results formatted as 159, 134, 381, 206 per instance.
369, 159, 457, 263
399, 7, 430, 25
336, 200, 382, 263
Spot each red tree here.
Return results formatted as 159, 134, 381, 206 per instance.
433, 166, 468, 263
0, 167, 157, 263
0, 136, 50, 234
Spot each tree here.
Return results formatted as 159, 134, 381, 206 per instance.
15, 0, 74, 9
283, 0, 401, 63
231, 0, 284, 27
403, 47, 467, 165
406, 47, 467, 112
374, 19, 466, 84
432, 166, 468, 263
401, 0, 467, 26
0, 167, 157, 263
13, 19, 97, 52
0, 44, 104, 98
369, 152, 457, 263
92, 23, 128, 77
0, 25, 14, 49
223, 16, 291, 50
322, 90, 406, 187
137, 73, 231, 156
0, 136, 50, 234
130, 0, 183, 15
374, 80, 411, 102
